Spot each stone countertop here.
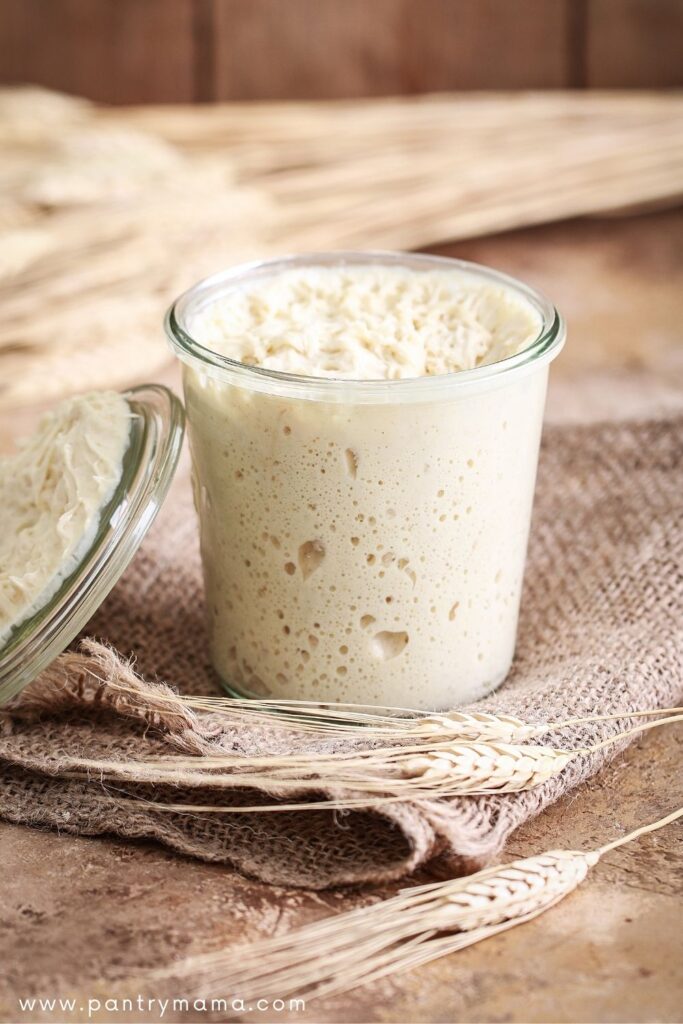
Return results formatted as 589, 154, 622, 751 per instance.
0, 209, 682, 1023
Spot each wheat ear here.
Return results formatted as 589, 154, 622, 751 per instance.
102, 678, 683, 743
147, 807, 682, 1002
67, 714, 683, 814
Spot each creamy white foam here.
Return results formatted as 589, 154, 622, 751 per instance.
189, 265, 541, 379
183, 264, 549, 709
0, 391, 130, 644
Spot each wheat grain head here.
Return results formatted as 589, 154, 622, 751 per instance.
145, 808, 682, 1003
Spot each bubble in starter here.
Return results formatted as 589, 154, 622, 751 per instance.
298, 540, 325, 580
344, 449, 358, 478
371, 631, 409, 661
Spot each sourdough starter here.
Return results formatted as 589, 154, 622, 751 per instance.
181, 262, 554, 708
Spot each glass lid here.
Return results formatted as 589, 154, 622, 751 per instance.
0, 384, 185, 705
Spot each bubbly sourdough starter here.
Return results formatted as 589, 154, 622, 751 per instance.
185, 265, 548, 708
191, 265, 541, 379
0, 391, 130, 645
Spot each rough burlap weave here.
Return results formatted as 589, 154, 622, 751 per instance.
0, 417, 681, 889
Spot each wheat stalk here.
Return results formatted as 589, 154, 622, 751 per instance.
146, 807, 682, 1002
23, 644, 681, 748
21, 648, 681, 809
102, 676, 683, 742
59, 741, 573, 800
59, 715, 683, 813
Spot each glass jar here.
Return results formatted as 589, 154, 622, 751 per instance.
0, 384, 185, 704
166, 252, 565, 710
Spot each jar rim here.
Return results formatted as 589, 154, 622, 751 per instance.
165, 250, 565, 401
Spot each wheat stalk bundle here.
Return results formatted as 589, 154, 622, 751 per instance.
2, 89, 683, 407
102, 675, 683, 742
59, 714, 682, 812
107, 681, 544, 740
146, 807, 682, 1002
24, 649, 682, 808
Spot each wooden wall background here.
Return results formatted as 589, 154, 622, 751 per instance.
0, 0, 681, 104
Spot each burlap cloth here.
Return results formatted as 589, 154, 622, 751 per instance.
0, 416, 681, 889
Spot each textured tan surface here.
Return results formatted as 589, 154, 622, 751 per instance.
1, 209, 682, 1021
0, 727, 680, 1023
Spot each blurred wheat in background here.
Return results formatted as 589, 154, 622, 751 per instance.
0, 87, 682, 408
